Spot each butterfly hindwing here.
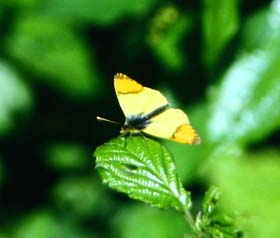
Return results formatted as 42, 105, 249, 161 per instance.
143, 108, 200, 144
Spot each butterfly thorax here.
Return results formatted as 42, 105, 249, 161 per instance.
120, 104, 169, 135
121, 114, 151, 135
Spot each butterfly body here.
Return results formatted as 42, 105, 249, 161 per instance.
121, 104, 169, 134
114, 73, 200, 144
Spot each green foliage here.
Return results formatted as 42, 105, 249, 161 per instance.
94, 136, 191, 212
95, 136, 241, 238
7, 15, 100, 99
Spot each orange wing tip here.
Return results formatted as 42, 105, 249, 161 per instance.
114, 73, 143, 94
172, 124, 201, 145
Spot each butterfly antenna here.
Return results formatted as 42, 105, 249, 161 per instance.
96, 116, 120, 126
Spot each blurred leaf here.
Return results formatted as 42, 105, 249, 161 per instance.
14, 211, 80, 238
94, 136, 191, 212
0, 61, 32, 135
209, 149, 280, 238
203, 0, 239, 66
7, 15, 100, 100
52, 176, 111, 219
243, 1, 280, 52
208, 47, 280, 146
41, 0, 158, 25
113, 204, 189, 238
148, 6, 192, 70
45, 143, 89, 171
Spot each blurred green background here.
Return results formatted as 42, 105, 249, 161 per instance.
0, 0, 280, 238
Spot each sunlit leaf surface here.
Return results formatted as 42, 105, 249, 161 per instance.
94, 136, 191, 211
0, 61, 32, 135
208, 48, 280, 145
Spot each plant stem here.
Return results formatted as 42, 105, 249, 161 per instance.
183, 207, 196, 234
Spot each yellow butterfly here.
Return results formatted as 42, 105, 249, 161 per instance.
98, 73, 200, 144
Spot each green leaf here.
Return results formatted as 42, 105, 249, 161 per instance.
6, 15, 100, 100
208, 47, 280, 146
0, 61, 32, 135
94, 136, 191, 212
203, 0, 239, 66
41, 0, 158, 25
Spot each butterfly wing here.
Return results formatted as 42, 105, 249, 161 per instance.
143, 108, 200, 144
114, 73, 168, 117
114, 73, 200, 144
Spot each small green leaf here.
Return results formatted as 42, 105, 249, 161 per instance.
202, 186, 220, 215
94, 136, 191, 212
203, 0, 239, 66
195, 186, 242, 238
